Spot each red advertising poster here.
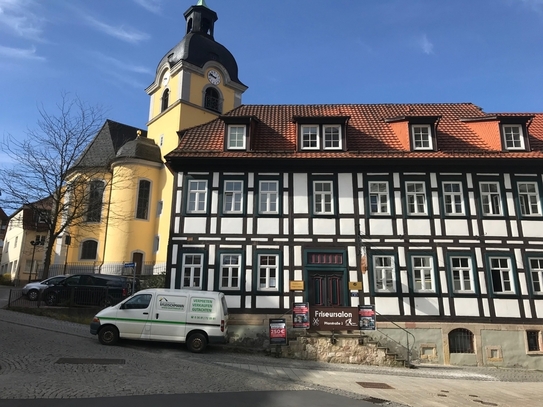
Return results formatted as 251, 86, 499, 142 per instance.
292, 302, 310, 329
358, 305, 376, 331
269, 318, 287, 345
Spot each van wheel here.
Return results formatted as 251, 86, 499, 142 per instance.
187, 333, 207, 353
98, 326, 119, 345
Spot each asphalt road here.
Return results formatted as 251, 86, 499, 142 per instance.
0, 306, 384, 407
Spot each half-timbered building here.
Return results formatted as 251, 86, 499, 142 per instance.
164, 103, 543, 368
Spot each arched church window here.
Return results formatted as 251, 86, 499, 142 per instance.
201, 18, 211, 35
81, 240, 98, 260
204, 87, 221, 113
161, 89, 169, 113
186, 18, 193, 34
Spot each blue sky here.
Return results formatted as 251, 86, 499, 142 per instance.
1, 0, 543, 165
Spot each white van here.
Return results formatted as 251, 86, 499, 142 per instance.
90, 288, 228, 352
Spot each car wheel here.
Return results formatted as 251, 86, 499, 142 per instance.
45, 292, 58, 306
99, 296, 113, 308
98, 326, 119, 346
187, 333, 207, 353
27, 290, 39, 301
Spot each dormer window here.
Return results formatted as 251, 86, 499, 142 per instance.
411, 125, 433, 150
299, 123, 344, 151
301, 125, 319, 149
323, 125, 342, 149
503, 125, 525, 150
227, 125, 246, 150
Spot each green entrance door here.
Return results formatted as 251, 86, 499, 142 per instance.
308, 272, 344, 307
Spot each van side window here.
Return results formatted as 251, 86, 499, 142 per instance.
124, 294, 152, 310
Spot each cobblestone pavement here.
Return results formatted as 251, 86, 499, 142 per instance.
1, 308, 543, 406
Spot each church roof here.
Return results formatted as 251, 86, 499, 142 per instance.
165, 103, 543, 166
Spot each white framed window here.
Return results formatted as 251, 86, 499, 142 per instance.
412, 256, 435, 292
259, 180, 279, 214
313, 181, 333, 215
223, 180, 244, 214
373, 255, 396, 293
443, 181, 464, 215
450, 256, 474, 293
257, 254, 278, 291
227, 125, 246, 150
518, 182, 541, 216
406, 181, 427, 215
323, 125, 342, 149
489, 257, 514, 294
411, 125, 432, 150
369, 182, 389, 215
301, 125, 319, 150
529, 258, 543, 294
187, 180, 208, 213
181, 253, 203, 289
503, 125, 524, 150
220, 254, 241, 290
480, 182, 502, 215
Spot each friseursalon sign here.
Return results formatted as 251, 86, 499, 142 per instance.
310, 307, 359, 331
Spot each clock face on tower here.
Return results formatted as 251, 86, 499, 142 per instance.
207, 69, 221, 85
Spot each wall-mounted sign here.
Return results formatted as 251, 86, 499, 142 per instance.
269, 318, 287, 345
289, 281, 304, 291
310, 307, 359, 331
358, 305, 376, 331
349, 281, 362, 290
292, 302, 310, 329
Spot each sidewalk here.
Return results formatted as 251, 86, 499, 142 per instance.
217, 360, 543, 407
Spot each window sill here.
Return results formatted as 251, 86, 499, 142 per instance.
526, 351, 543, 356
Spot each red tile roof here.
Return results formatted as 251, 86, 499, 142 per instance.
166, 103, 543, 161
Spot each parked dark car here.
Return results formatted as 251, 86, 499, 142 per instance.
42, 274, 139, 307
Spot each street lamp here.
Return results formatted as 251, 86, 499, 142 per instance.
28, 239, 44, 283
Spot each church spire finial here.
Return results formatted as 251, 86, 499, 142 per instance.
196, 0, 208, 7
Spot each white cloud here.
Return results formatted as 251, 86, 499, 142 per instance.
90, 51, 152, 75
132, 0, 162, 14
0, 44, 44, 60
85, 15, 150, 44
0, 0, 45, 40
419, 34, 434, 55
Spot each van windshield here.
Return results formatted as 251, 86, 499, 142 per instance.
220, 295, 229, 316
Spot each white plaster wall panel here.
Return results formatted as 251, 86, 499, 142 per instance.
434, 218, 442, 235
444, 219, 470, 236
209, 246, 216, 265
294, 219, 309, 235
283, 194, 289, 215
518, 272, 528, 295
169, 268, 177, 288
313, 218, 336, 235
248, 173, 254, 188
255, 296, 280, 308
220, 218, 243, 234
398, 246, 406, 268
225, 295, 241, 309
454, 298, 480, 317
283, 270, 289, 292
348, 246, 357, 268
211, 190, 218, 214
174, 217, 180, 233
465, 173, 473, 188
283, 246, 290, 266
183, 217, 207, 234
349, 269, 358, 281
535, 300, 543, 318
521, 221, 543, 237
210, 217, 217, 234
295, 295, 304, 303
257, 218, 279, 235
440, 270, 448, 294
503, 173, 511, 189
318, 238, 334, 243
514, 248, 524, 270
171, 244, 178, 265
246, 217, 253, 234
524, 300, 532, 318
430, 173, 437, 188
212, 173, 219, 188
493, 299, 521, 318
358, 173, 363, 189
482, 298, 490, 317
443, 297, 450, 316
359, 219, 366, 236
177, 173, 184, 188
375, 297, 400, 315
407, 219, 431, 236
294, 269, 302, 280
400, 269, 409, 293
478, 271, 487, 295
350, 296, 360, 307
403, 298, 412, 315
393, 173, 400, 188
245, 296, 251, 309
340, 218, 356, 236
506, 192, 516, 217
436, 247, 444, 267
481, 220, 508, 237
432, 191, 440, 216
362, 272, 370, 293
245, 269, 252, 292
283, 218, 289, 234
394, 190, 403, 215
176, 190, 182, 213
338, 173, 355, 214
414, 297, 440, 316
283, 297, 290, 309
283, 173, 289, 188
246, 245, 253, 267
369, 219, 393, 235
468, 191, 477, 218
471, 219, 480, 237
294, 246, 302, 267
247, 191, 254, 214
396, 219, 404, 236
293, 173, 308, 213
